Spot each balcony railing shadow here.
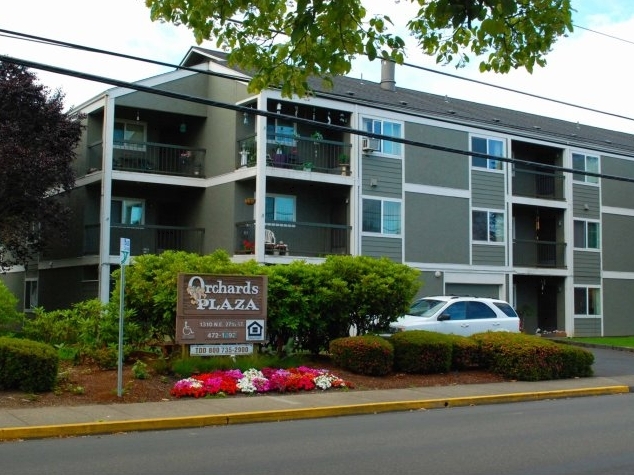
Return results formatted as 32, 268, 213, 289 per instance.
85, 141, 206, 177
237, 135, 351, 176
236, 220, 350, 257
513, 239, 566, 268
84, 224, 204, 256
513, 165, 565, 200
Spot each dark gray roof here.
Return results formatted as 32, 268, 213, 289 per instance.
185, 47, 634, 156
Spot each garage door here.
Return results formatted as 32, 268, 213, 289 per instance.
445, 284, 500, 298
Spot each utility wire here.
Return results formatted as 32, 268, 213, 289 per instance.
1, 27, 632, 126
2, 53, 631, 185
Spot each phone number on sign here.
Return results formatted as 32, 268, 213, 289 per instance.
190, 344, 254, 356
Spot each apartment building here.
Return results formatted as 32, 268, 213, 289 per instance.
4, 47, 634, 337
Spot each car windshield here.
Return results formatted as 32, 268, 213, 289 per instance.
408, 299, 443, 316
417, 300, 448, 318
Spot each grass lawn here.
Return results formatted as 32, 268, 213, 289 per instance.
570, 336, 634, 349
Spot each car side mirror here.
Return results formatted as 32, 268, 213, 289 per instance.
437, 314, 451, 321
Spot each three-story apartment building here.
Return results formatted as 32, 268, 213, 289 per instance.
4, 47, 634, 337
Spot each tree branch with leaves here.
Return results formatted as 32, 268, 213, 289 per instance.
146, 0, 573, 97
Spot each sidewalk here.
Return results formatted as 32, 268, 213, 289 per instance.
1, 375, 631, 442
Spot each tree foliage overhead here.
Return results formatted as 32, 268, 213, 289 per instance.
0, 63, 83, 270
145, 0, 573, 97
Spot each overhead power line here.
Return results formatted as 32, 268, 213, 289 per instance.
2, 28, 633, 127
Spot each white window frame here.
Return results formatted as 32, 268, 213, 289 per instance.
111, 198, 145, 225
470, 135, 505, 171
24, 279, 38, 312
573, 219, 600, 250
362, 197, 402, 236
572, 152, 599, 184
574, 286, 601, 317
472, 209, 505, 244
362, 117, 402, 156
265, 194, 296, 224
114, 120, 147, 151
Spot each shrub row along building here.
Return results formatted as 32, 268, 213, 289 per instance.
4, 48, 634, 337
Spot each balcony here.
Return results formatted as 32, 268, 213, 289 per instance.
513, 165, 565, 200
237, 135, 351, 176
236, 221, 350, 257
84, 224, 204, 256
86, 141, 206, 178
513, 239, 566, 268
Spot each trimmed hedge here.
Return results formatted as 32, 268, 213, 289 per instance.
390, 330, 453, 374
0, 337, 59, 392
329, 335, 394, 376
471, 332, 594, 381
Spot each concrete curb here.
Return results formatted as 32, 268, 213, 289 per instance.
1, 385, 628, 442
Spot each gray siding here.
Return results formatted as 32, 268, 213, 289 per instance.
472, 244, 506, 266
572, 183, 600, 219
362, 155, 402, 198
404, 123, 469, 189
603, 278, 634, 336
573, 251, 601, 284
404, 192, 470, 264
602, 214, 634, 272
573, 317, 602, 337
601, 155, 634, 209
361, 235, 402, 261
471, 170, 505, 209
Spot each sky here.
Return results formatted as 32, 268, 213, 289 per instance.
2, 0, 634, 134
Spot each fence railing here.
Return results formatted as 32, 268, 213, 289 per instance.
513, 165, 565, 200
513, 239, 566, 268
84, 224, 204, 256
85, 141, 205, 177
236, 220, 350, 257
237, 135, 351, 175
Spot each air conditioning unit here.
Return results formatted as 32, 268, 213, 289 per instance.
362, 137, 380, 152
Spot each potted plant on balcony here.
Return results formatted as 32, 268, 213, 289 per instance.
338, 153, 349, 176
242, 239, 255, 254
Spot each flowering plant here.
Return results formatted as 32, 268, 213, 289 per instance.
242, 239, 255, 252
170, 366, 351, 398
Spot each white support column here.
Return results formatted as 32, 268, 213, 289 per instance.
99, 95, 115, 303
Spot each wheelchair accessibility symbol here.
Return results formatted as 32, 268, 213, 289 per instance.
245, 320, 264, 341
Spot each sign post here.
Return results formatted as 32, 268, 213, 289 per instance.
117, 238, 130, 397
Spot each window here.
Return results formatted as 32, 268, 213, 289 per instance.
267, 118, 296, 146
362, 198, 401, 235
572, 152, 599, 184
443, 302, 467, 320
574, 220, 600, 249
114, 121, 146, 150
467, 301, 497, 319
362, 118, 402, 155
112, 199, 144, 225
471, 136, 504, 170
265, 195, 296, 223
24, 279, 38, 312
472, 210, 505, 243
574, 287, 601, 316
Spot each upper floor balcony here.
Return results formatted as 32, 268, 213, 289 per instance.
84, 224, 204, 256
513, 239, 566, 268
237, 134, 352, 176
512, 163, 565, 200
235, 220, 350, 258
85, 140, 206, 178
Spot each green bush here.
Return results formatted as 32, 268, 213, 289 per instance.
471, 332, 594, 381
0, 337, 59, 392
445, 334, 480, 370
329, 335, 394, 376
390, 331, 453, 374
0, 281, 23, 333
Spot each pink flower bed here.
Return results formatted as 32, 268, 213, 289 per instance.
171, 366, 352, 398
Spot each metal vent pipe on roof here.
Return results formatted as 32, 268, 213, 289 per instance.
380, 59, 396, 91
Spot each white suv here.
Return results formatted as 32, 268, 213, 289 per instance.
389, 296, 520, 337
